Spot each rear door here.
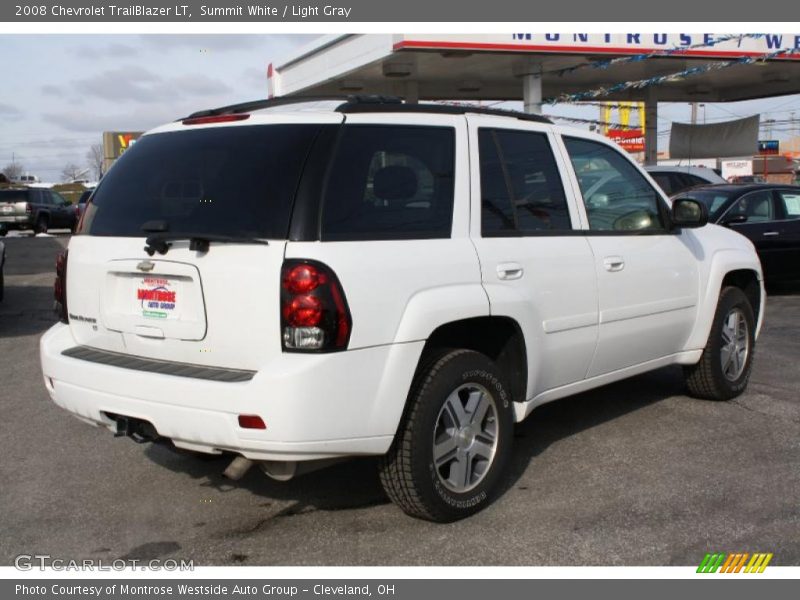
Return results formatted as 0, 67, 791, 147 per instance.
68, 114, 341, 370
772, 188, 800, 281
48, 191, 71, 228
723, 189, 783, 279
558, 134, 700, 376
467, 115, 598, 397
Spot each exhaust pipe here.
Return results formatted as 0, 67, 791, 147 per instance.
223, 456, 347, 482
260, 458, 345, 481
223, 456, 254, 480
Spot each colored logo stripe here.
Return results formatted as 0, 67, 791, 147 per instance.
697, 552, 773, 573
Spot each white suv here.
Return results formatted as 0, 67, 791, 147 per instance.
40, 97, 765, 522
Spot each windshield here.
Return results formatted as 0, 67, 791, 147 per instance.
678, 189, 735, 221
83, 124, 325, 239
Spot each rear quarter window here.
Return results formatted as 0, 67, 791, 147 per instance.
320, 125, 455, 241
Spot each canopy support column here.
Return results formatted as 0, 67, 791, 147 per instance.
645, 94, 658, 166
521, 63, 543, 115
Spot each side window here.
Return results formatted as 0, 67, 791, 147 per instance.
685, 174, 708, 188
478, 128, 572, 235
38, 191, 52, 205
777, 190, 800, 219
649, 173, 673, 195
321, 125, 455, 241
725, 191, 776, 223
564, 137, 666, 232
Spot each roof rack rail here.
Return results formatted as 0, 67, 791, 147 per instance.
338, 102, 552, 123
184, 95, 551, 124
184, 95, 401, 119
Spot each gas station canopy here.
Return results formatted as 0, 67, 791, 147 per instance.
269, 34, 800, 104
268, 34, 800, 163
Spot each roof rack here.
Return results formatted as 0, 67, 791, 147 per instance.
185, 95, 551, 124
184, 95, 401, 118
338, 102, 552, 123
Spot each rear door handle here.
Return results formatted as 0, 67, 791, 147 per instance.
762, 231, 780, 237
603, 256, 625, 272
496, 262, 524, 280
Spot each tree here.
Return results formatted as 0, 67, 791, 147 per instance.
61, 162, 88, 183
2, 161, 24, 182
86, 143, 103, 180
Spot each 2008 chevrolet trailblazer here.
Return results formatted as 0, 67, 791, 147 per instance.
40, 97, 764, 521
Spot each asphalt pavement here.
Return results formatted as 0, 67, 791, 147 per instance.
0, 234, 798, 566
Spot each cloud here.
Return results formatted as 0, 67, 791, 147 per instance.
73, 65, 172, 103
173, 74, 232, 96
41, 84, 61, 96
0, 103, 22, 117
242, 67, 268, 88
70, 65, 233, 105
41, 106, 179, 133
140, 34, 264, 53
72, 42, 138, 59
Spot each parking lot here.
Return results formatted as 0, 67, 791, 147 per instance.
0, 234, 798, 567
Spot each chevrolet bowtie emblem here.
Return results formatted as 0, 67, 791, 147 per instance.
136, 260, 155, 272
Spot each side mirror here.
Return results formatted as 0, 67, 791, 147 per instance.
671, 198, 708, 229
721, 214, 748, 226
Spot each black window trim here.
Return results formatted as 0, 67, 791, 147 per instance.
562, 135, 675, 236
478, 126, 578, 238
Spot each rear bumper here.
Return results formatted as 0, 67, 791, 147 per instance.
0, 216, 32, 228
40, 323, 423, 461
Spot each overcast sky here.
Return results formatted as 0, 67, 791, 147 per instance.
1, 34, 799, 182
0, 34, 316, 181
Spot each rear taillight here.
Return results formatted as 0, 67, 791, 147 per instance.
280, 260, 351, 352
25, 203, 32, 214
54, 249, 68, 323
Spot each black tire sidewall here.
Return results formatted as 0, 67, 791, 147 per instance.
708, 288, 756, 396
409, 351, 514, 520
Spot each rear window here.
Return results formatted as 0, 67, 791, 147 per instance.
0, 190, 31, 203
83, 125, 324, 238
321, 125, 455, 241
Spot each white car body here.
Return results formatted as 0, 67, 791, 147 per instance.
40, 101, 765, 510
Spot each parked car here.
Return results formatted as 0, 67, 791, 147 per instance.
0, 188, 78, 235
645, 165, 727, 196
75, 188, 94, 223
674, 183, 800, 283
0, 240, 5, 302
40, 97, 765, 522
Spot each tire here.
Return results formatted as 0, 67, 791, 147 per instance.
684, 286, 756, 401
33, 216, 48, 235
379, 349, 514, 522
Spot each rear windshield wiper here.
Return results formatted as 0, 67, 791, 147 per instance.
144, 233, 269, 256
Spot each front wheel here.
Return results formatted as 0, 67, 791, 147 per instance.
379, 349, 514, 522
684, 286, 756, 401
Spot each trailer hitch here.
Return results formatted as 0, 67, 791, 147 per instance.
111, 414, 160, 444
